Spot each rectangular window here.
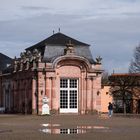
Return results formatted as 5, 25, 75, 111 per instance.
60, 78, 78, 113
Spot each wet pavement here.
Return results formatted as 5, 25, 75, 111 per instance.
39, 123, 110, 134
0, 114, 140, 140
0, 129, 12, 134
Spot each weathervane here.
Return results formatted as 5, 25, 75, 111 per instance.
58, 28, 60, 32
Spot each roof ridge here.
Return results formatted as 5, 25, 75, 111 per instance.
26, 32, 89, 51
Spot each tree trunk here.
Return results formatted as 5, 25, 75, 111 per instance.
123, 101, 126, 114
123, 93, 126, 114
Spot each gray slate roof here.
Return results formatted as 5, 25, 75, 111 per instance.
43, 45, 95, 63
26, 32, 95, 64
0, 53, 13, 72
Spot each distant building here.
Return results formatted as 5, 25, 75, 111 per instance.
0, 53, 13, 72
0, 32, 103, 114
101, 73, 140, 114
0, 53, 13, 110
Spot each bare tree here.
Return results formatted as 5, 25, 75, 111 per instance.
101, 71, 109, 85
129, 45, 140, 73
109, 74, 140, 114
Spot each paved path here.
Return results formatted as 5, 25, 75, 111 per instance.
0, 114, 140, 140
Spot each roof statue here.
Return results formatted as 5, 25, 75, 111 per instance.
96, 56, 102, 64
64, 40, 75, 55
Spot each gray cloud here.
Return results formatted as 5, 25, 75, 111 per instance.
0, 0, 140, 73
22, 6, 49, 11
0, 41, 31, 58
1, 0, 140, 21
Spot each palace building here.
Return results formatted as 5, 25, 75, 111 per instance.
0, 32, 103, 115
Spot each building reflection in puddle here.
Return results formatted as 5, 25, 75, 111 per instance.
41, 124, 60, 127
39, 124, 110, 134
39, 128, 87, 134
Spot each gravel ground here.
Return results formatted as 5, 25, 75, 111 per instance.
0, 114, 140, 140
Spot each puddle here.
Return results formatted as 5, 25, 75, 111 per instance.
39, 128, 87, 134
41, 124, 60, 127
39, 123, 110, 134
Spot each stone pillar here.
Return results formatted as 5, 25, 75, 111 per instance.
46, 77, 50, 98
19, 80, 22, 113
80, 72, 84, 114
52, 77, 57, 113
52, 78, 56, 100
86, 77, 91, 112
49, 77, 56, 112
82, 72, 86, 114
85, 77, 88, 113
49, 77, 53, 110
24, 79, 28, 114
38, 72, 46, 115
90, 77, 94, 112
32, 76, 37, 114
44, 72, 46, 96
45, 76, 52, 113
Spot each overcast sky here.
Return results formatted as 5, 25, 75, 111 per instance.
0, 0, 140, 73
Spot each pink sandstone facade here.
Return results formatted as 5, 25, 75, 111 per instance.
35, 57, 102, 114
0, 32, 103, 115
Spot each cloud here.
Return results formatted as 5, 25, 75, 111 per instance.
0, 0, 140, 21
103, 59, 130, 74
21, 6, 49, 11
0, 0, 140, 73
0, 41, 31, 58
